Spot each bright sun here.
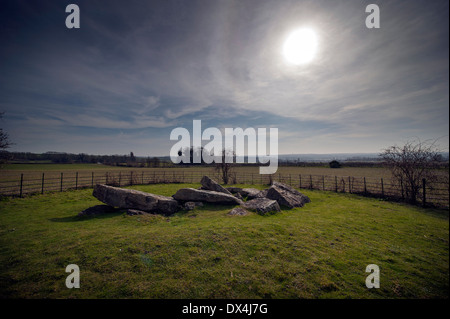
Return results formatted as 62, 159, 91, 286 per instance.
283, 28, 318, 65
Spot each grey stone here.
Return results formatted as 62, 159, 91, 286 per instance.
228, 207, 251, 216
256, 189, 269, 198
266, 182, 311, 208
226, 187, 243, 194
240, 188, 264, 199
184, 201, 196, 211
234, 192, 244, 200
200, 176, 232, 195
127, 209, 151, 216
93, 184, 180, 215
172, 188, 243, 205
243, 198, 281, 215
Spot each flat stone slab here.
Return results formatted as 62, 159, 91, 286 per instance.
93, 184, 180, 215
243, 198, 281, 215
172, 188, 243, 205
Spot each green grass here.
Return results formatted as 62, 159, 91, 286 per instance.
0, 183, 448, 299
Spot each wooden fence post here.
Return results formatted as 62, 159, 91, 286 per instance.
363, 177, 367, 195
400, 178, 404, 200
381, 178, 384, 198
75, 172, 78, 190
299, 174, 302, 188
19, 173, 23, 197
335, 176, 338, 192
322, 175, 325, 190
310, 175, 313, 189
348, 176, 351, 193
60, 173, 63, 192
118, 172, 121, 187
41, 173, 45, 194
91, 172, 94, 188
422, 178, 426, 207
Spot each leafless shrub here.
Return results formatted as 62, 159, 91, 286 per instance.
380, 139, 443, 203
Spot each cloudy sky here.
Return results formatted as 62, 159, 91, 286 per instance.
0, 0, 448, 156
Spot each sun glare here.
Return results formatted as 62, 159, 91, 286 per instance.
283, 28, 318, 65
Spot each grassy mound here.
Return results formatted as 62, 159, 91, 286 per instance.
0, 183, 448, 298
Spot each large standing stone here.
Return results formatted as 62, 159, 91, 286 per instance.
93, 184, 180, 215
200, 176, 232, 195
243, 198, 281, 215
266, 182, 310, 208
172, 188, 243, 205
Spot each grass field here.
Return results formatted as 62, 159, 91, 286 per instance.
0, 183, 448, 299
1, 163, 394, 178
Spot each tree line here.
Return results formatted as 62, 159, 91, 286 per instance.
3, 151, 168, 168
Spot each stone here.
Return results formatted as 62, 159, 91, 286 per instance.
184, 201, 196, 211
127, 209, 151, 216
226, 187, 243, 194
228, 207, 251, 216
234, 192, 244, 200
172, 188, 243, 205
200, 176, 232, 195
243, 198, 281, 215
240, 188, 264, 199
78, 204, 118, 217
256, 189, 269, 198
93, 184, 180, 215
266, 182, 311, 208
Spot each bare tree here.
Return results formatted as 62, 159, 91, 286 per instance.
215, 148, 235, 185
380, 139, 443, 203
0, 112, 12, 167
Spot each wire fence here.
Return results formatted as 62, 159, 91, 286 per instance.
0, 170, 448, 209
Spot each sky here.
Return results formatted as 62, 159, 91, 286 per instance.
0, 0, 448, 156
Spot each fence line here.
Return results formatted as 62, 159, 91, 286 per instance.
0, 170, 448, 208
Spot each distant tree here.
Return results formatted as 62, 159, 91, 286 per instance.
329, 160, 341, 168
176, 146, 205, 165
129, 152, 136, 163
77, 153, 88, 163
146, 156, 161, 167
0, 112, 12, 167
380, 139, 442, 203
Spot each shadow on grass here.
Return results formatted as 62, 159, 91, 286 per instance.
49, 210, 124, 223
